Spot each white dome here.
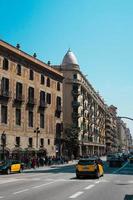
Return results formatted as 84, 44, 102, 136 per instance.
62, 49, 79, 66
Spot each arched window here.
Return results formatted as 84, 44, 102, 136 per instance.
47, 78, 50, 87
3, 58, 9, 70
57, 82, 60, 91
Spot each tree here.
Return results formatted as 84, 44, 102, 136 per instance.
65, 127, 79, 159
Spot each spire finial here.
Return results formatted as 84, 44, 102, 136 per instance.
68, 48, 71, 52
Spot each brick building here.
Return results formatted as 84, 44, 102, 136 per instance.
0, 40, 63, 160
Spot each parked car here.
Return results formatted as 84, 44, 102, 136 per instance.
107, 154, 114, 162
128, 156, 133, 164
108, 156, 123, 167
75, 157, 104, 179
0, 160, 23, 174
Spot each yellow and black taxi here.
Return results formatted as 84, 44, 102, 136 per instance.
75, 157, 104, 178
0, 160, 23, 174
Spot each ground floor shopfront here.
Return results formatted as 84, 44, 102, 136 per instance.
0, 147, 47, 164
79, 142, 106, 157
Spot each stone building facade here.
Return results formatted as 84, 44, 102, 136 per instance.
53, 49, 106, 157
0, 40, 63, 160
105, 105, 132, 154
117, 119, 132, 153
105, 105, 119, 154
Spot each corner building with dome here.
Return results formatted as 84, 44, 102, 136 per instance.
53, 49, 106, 158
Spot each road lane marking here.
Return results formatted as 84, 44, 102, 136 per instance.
0, 178, 22, 184
69, 191, 84, 198
84, 184, 95, 190
95, 181, 100, 184
0, 197, 4, 199
32, 180, 57, 189
13, 189, 29, 195
112, 162, 129, 174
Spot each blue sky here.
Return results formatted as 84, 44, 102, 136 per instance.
0, 0, 133, 135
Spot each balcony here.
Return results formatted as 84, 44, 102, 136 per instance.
15, 144, 20, 148
56, 105, 62, 112
106, 139, 112, 144
27, 97, 37, 106
72, 90, 80, 96
14, 94, 24, 104
72, 101, 80, 107
40, 144, 44, 148
55, 105, 62, 118
39, 100, 47, 109
0, 89, 11, 100
72, 112, 81, 119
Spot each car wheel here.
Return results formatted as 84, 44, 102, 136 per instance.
96, 171, 100, 178
76, 174, 80, 179
6, 168, 11, 175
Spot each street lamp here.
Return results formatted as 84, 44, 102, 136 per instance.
34, 127, 40, 149
1, 131, 6, 161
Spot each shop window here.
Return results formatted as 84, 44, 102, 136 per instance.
16, 137, 20, 147
29, 137, 33, 147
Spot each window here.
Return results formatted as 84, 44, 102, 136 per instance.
46, 78, 50, 87
16, 64, 21, 75
3, 58, 9, 70
29, 137, 33, 147
41, 75, 45, 85
16, 108, 21, 125
28, 111, 33, 127
1, 105, 7, 124
56, 96, 61, 106
16, 137, 20, 147
56, 123, 61, 138
29, 69, 34, 80
40, 113, 44, 128
1, 77, 9, 96
46, 93, 51, 104
40, 91, 45, 102
28, 87, 34, 103
73, 74, 77, 79
57, 82, 60, 91
40, 138, 44, 147
48, 139, 50, 145
16, 82, 22, 99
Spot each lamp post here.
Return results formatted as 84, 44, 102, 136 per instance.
34, 127, 40, 149
1, 131, 6, 161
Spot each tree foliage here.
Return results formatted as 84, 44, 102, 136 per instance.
65, 127, 79, 159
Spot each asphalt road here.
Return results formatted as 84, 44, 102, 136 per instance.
0, 160, 133, 200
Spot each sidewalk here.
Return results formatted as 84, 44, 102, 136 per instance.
23, 161, 76, 173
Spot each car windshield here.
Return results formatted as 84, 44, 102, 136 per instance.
78, 160, 95, 165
